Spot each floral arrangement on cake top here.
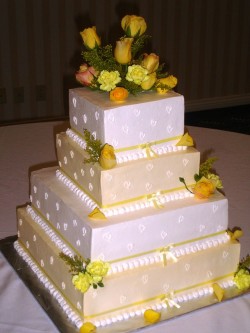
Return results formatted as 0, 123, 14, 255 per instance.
76, 15, 177, 100
179, 157, 223, 199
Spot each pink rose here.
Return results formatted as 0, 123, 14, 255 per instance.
75, 64, 98, 86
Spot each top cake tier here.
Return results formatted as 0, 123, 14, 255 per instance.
69, 88, 184, 153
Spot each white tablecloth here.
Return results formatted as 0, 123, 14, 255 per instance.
0, 121, 250, 333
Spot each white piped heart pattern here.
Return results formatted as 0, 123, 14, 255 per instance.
83, 114, 87, 124
161, 230, 168, 240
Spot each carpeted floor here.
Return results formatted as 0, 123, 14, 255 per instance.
185, 104, 250, 135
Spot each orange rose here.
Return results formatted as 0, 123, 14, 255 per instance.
110, 87, 129, 101
193, 177, 215, 199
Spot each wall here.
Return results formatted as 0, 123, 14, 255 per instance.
0, 0, 250, 123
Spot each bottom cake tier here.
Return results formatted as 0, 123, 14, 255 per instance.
16, 205, 241, 330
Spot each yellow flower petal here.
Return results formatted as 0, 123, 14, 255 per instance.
80, 322, 96, 333
176, 133, 194, 147
88, 207, 107, 221
230, 229, 243, 241
212, 283, 224, 302
144, 309, 161, 324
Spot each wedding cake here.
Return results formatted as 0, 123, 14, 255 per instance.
15, 15, 248, 333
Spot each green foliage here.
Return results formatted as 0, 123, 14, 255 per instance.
238, 254, 250, 272
82, 45, 121, 72
83, 129, 103, 164
179, 177, 193, 194
119, 77, 143, 95
59, 252, 89, 274
131, 34, 151, 58
194, 157, 217, 181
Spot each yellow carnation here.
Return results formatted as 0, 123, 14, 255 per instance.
86, 260, 110, 277
99, 144, 117, 169
126, 65, 149, 85
97, 70, 121, 92
207, 173, 223, 189
234, 269, 250, 291
72, 272, 91, 293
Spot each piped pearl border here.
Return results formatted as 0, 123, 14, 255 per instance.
91, 278, 235, 328
14, 240, 84, 329
66, 128, 187, 164
26, 205, 73, 257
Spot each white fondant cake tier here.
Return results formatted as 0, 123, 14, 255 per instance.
56, 131, 200, 207
69, 88, 184, 152
17, 206, 240, 322
30, 167, 229, 264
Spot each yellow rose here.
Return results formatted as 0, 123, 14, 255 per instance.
193, 176, 215, 199
80, 26, 101, 49
141, 72, 157, 90
114, 38, 133, 64
80, 322, 96, 333
156, 75, 178, 93
144, 309, 161, 324
141, 53, 159, 74
72, 272, 91, 293
86, 260, 110, 278
99, 144, 117, 169
97, 70, 121, 92
121, 15, 147, 37
126, 64, 149, 85
110, 87, 129, 101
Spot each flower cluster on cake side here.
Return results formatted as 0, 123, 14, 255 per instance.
75, 15, 177, 101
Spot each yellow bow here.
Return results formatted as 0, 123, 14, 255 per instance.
160, 292, 180, 309
147, 192, 164, 209
159, 245, 178, 266
140, 143, 158, 159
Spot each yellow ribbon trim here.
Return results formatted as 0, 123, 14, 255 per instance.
114, 135, 182, 153
84, 272, 235, 319
71, 127, 182, 154
110, 230, 226, 264
59, 167, 195, 210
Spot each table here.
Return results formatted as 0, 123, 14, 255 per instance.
0, 121, 250, 333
